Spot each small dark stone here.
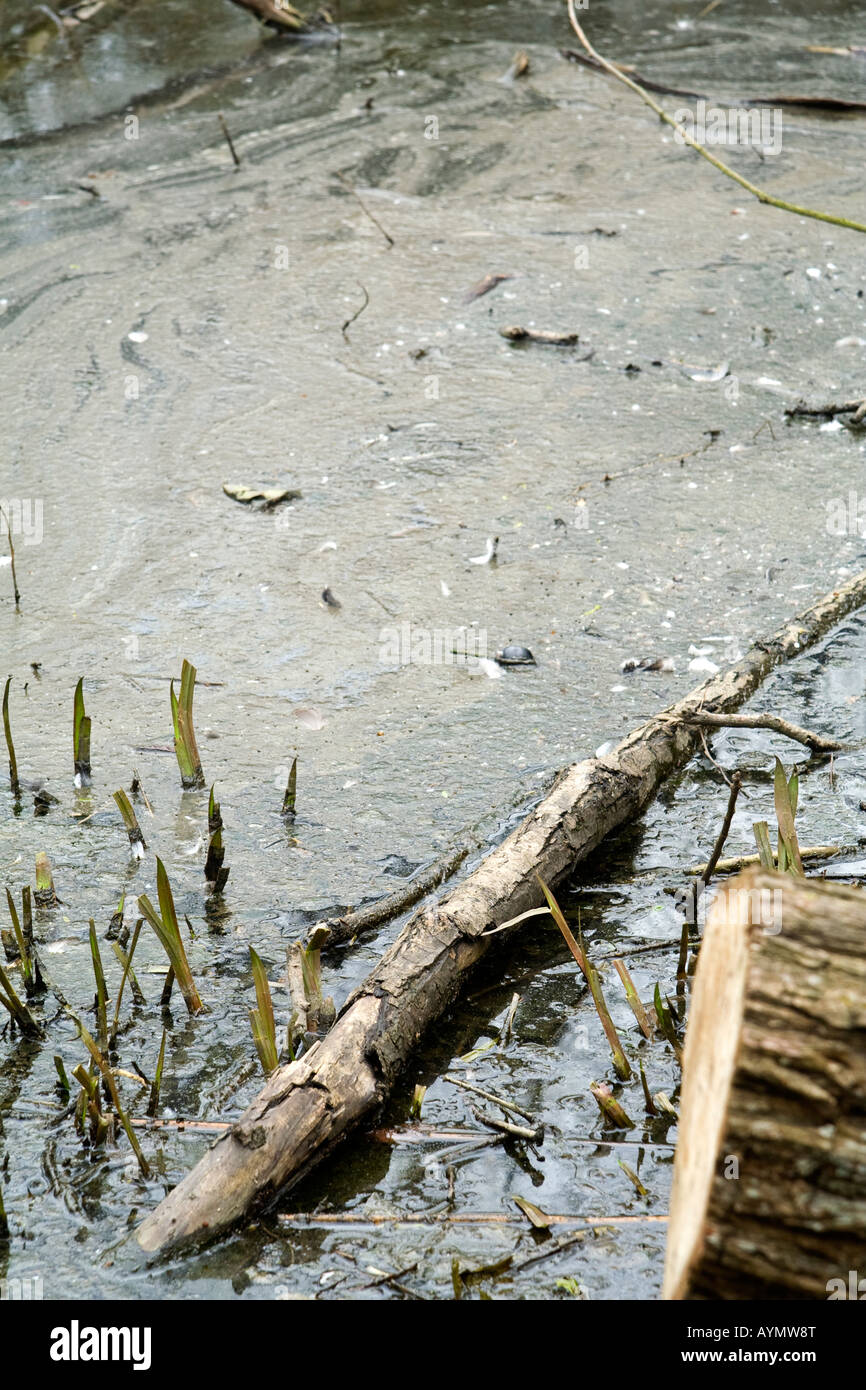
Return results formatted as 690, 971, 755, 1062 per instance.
495, 644, 536, 666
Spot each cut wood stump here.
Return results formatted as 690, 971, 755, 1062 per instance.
664, 868, 866, 1300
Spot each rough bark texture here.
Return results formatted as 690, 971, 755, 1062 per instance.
137, 571, 866, 1254
664, 868, 866, 1300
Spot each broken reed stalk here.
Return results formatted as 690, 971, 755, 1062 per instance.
113, 789, 147, 859
170, 660, 205, 789
2, 675, 19, 795
537, 875, 632, 1080
217, 112, 241, 168
72, 678, 92, 785
204, 789, 230, 893
249, 948, 278, 1076
34, 852, 57, 907
566, 1, 866, 235
68, 1009, 151, 1176
590, 1082, 633, 1130
0, 960, 42, 1035
613, 958, 654, 1039
0, 503, 21, 609
773, 758, 804, 875
138, 858, 203, 1015
136, 569, 866, 1254
282, 757, 297, 819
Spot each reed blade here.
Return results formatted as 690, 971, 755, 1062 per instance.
2, 675, 19, 795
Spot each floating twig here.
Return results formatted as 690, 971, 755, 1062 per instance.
565, 2, 866, 235
473, 1107, 544, 1144
341, 284, 370, 342
499, 325, 579, 346
686, 844, 847, 875
442, 1073, 534, 1123
785, 398, 866, 424
335, 171, 394, 246
218, 112, 241, 167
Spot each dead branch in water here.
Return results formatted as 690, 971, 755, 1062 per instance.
674, 710, 843, 754
136, 570, 866, 1255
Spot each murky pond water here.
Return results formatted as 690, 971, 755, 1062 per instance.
1, 0, 865, 1299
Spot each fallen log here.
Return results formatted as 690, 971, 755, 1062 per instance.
137, 570, 866, 1254
664, 869, 866, 1299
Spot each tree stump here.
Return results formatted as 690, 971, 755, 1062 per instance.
664, 868, 866, 1299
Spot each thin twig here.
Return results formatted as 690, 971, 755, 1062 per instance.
675, 710, 842, 753
0, 505, 21, 610
277, 1211, 667, 1227
471, 1106, 544, 1143
341, 283, 370, 342
566, 2, 866, 235
335, 171, 394, 246
701, 772, 742, 888
443, 1073, 534, 1122
218, 112, 241, 168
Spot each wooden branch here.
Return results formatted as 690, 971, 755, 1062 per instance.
565, 1, 866, 236
137, 570, 866, 1255
676, 710, 843, 753
664, 869, 866, 1298
686, 844, 851, 876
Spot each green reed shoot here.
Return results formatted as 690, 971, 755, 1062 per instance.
208, 784, 222, 835
410, 1083, 426, 1119
773, 757, 804, 875
110, 920, 144, 1043
53, 1054, 71, 1099
69, 1010, 151, 1175
73, 1063, 109, 1144
89, 920, 109, 1049
147, 1028, 168, 1117
249, 947, 279, 1076
138, 859, 202, 1014
2, 675, 19, 796
537, 875, 631, 1080
282, 757, 297, 818
35, 851, 57, 908
170, 659, 204, 789
113, 789, 147, 859
204, 820, 229, 894
73, 678, 92, 785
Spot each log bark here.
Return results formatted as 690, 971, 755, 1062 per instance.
137, 570, 866, 1254
664, 869, 866, 1300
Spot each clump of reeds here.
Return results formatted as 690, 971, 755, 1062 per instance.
113, 789, 147, 859
286, 928, 336, 1053
249, 948, 278, 1076
537, 875, 631, 1080
2, 675, 19, 796
171, 659, 205, 789
67, 1009, 151, 1176
34, 852, 57, 907
73, 678, 92, 786
138, 858, 203, 1014
204, 785, 229, 893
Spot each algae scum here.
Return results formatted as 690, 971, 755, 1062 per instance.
2, 0, 866, 1298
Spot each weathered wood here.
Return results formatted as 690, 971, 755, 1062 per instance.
664, 868, 866, 1299
137, 570, 866, 1254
